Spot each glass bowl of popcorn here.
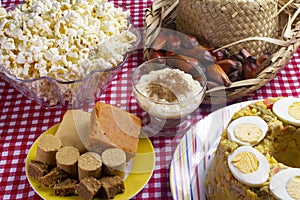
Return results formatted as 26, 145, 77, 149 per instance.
0, 0, 141, 108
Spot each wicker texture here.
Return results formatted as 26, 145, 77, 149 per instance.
176, 0, 279, 56
278, 0, 300, 29
144, 0, 300, 104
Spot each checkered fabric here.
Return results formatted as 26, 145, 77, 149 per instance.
1, 0, 300, 199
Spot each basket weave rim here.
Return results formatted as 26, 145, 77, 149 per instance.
144, 0, 300, 104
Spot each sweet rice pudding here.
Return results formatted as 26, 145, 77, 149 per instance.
135, 68, 204, 119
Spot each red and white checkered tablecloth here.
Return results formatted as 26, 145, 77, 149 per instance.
0, 0, 300, 199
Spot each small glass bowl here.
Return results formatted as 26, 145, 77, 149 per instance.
0, 6, 140, 109
132, 57, 207, 137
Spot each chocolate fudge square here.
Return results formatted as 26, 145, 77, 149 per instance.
54, 178, 78, 196
98, 176, 125, 199
39, 167, 68, 187
76, 176, 101, 200
28, 160, 49, 181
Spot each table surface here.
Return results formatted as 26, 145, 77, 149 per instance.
1, 0, 300, 199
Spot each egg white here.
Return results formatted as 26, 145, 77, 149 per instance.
227, 116, 268, 146
269, 168, 300, 200
228, 146, 270, 187
273, 97, 300, 127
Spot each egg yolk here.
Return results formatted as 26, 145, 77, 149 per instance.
288, 102, 300, 120
234, 124, 262, 144
287, 176, 300, 200
231, 152, 259, 174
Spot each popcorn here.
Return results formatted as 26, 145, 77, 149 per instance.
0, 0, 136, 82
0, 5, 7, 18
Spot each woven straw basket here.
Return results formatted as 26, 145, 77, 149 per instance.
176, 0, 278, 57
144, 0, 300, 104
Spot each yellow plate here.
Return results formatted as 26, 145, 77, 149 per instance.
25, 124, 155, 199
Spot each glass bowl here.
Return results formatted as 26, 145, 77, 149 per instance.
0, 2, 141, 109
132, 57, 207, 137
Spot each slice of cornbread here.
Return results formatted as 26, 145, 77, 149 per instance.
87, 102, 141, 161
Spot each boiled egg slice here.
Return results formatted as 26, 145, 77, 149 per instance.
270, 168, 300, 200
227, 116, 268, 146
273, 97, 300, 127
228, 146, 270, 187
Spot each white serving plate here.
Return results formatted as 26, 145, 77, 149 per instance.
170, 100, 255, 200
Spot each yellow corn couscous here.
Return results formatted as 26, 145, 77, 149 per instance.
206, 97, 300, 200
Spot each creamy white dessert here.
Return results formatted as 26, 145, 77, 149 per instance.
135, 68, 204, 119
